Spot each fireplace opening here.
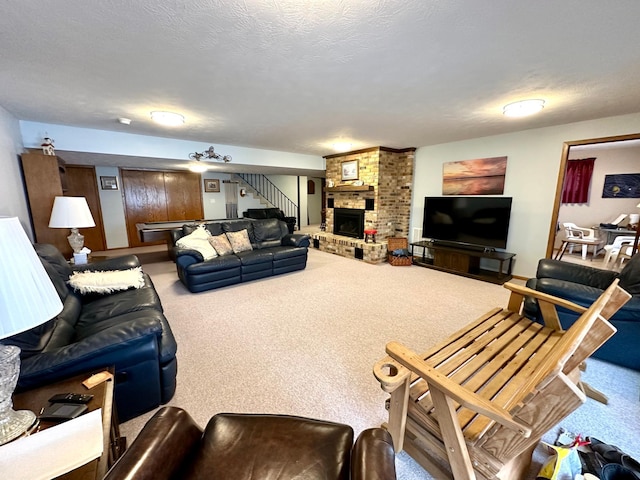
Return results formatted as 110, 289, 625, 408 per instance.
334, 208, 365, 239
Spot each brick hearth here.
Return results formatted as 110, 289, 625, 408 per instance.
311, 232, 388, 264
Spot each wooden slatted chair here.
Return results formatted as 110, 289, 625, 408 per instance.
373, 280, 630, 480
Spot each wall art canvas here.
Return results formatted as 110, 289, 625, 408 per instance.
602, 173, 640, 198
443, 156, 507, 195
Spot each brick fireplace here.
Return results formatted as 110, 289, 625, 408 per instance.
312, 146, 415, 263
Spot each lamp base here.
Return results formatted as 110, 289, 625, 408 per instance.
67, 228, 85, 254
0, 344, 37, 445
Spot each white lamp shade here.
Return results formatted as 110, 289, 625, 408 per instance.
0, 217, 63, 339
48, 196, 96, 229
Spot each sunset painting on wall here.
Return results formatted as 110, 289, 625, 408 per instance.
443, 156, 507, 195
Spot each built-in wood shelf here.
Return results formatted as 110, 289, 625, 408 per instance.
326, 185, 374, 192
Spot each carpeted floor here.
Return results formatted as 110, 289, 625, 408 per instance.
118, 247, 640, 479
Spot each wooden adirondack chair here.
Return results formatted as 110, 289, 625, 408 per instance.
373, 280, 630, 480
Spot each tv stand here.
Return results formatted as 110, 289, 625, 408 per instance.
410, 241, 515, 284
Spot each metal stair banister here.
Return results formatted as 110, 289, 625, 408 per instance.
234, 173, 298, 220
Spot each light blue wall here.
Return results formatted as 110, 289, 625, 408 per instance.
0, 106, 30, 237
19, 121, 324, 171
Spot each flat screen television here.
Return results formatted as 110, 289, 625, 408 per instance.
422, 196, 513, 250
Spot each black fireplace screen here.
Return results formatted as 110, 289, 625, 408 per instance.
333, 208, 365, 239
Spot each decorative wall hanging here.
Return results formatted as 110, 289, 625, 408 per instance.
189, 146, 232, 163
204, 178, 220, 193
442, 156, 507, 195
100, 176, 118, 190
341, 160, 359, 181
602, 173, 640, 198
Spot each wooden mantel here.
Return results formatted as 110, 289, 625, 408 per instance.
326, 185, 374, 193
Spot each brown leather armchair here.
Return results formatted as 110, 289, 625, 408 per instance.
105, 407, 397, 480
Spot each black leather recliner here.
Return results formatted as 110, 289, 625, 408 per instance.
523, 255, 640, 371
243, 207, 297, 234
6, 244, 178, 421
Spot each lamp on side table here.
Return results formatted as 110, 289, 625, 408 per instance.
0, 217, 63, 445
48, 196, 96, 258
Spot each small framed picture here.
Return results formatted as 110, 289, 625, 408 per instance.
341, 160, 359, 181
204, 178, 220, 193
100, 176, 118, 190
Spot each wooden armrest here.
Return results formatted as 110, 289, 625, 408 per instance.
386, 341, 532, 437
503, 282, 587, 314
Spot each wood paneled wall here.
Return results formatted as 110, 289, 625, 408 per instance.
122, 169, 203, 247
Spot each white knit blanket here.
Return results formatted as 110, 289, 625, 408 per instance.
68, 267, 145, 294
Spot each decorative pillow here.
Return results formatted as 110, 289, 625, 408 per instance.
176, 225, 217, 261
226, 229, 253, 254
68, 267, 145, 295
209, 233, 234, 256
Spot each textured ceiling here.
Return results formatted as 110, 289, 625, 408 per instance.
2, 0, 640, 162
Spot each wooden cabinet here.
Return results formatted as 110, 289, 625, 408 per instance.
20, 152, 70, 256
21, 153, 106, 256
121, 169, 204, 248
410, 241, 516, 284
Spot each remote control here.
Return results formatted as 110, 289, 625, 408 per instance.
48, 393, 94, 404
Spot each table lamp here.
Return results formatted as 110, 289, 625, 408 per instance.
0, 217, 63, 444
48, 196, 96, 253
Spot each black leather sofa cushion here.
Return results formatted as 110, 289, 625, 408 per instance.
236, 250, 273, 265
186, 255, 241, 273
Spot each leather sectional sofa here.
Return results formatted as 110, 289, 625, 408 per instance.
523, 256, 640, 371
171, 218, 310, 293
6, 243, 178, 421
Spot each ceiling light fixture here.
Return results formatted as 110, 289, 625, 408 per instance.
503, 99, 545, 118
189, 163, 208, 173
332, 142, 353, 152
117, 117, 132, 125
150, 111, 185, 126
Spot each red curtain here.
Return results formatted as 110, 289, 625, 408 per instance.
562, 158, 596, 204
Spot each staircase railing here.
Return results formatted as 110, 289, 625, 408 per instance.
235, 173, 298, 219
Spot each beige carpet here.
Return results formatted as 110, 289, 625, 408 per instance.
119, 248, 640, 479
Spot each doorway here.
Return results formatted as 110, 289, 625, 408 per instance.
546, 132, 640, 259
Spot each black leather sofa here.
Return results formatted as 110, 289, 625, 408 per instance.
172, 218, 310, 293
523, 256, 640, 371
104, 407, 397, 480
6, 244, 178, 421
243, 207, 297, 234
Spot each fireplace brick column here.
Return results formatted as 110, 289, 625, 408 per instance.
317, 146, 415, 263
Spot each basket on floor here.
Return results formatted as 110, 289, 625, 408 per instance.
387, 237, 412, 266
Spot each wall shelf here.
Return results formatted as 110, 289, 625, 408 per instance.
326, 185, 374, 192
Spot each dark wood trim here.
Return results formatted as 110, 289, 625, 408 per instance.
547, 132, 640, 259
323, 146, 416, 159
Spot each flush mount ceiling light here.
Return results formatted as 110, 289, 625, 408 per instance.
503, 99, 545, 118
150, 111, 185, 126
332, 142, 353, 152
189, 162, 208, 173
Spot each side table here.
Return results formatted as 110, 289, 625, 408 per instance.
12, 368, 125, 479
